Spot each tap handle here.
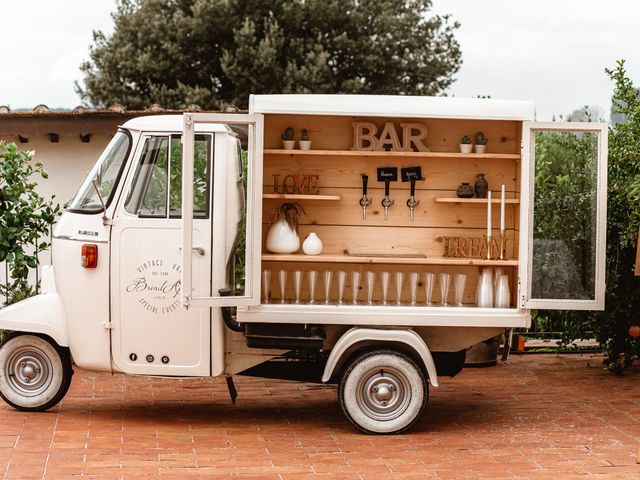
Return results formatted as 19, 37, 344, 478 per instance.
361, 174, 368, 195
384, 180, 390, 197
410, 180, 416, 198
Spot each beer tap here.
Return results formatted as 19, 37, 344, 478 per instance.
359, 174, 372, 219
401, 166, 422, 222
377, 167, 398, 221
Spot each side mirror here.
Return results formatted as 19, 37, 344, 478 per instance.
91, 178, 110, 226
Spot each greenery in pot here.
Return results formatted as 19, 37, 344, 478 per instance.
268, 202, 306, 231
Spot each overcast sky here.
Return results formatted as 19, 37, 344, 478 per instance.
1, 0, 638, 121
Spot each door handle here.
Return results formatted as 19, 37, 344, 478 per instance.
179, 246, 206, 256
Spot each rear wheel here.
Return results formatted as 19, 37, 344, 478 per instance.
338, 349, 428, 434
0, 333, 73, 411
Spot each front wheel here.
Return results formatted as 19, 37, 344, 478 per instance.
0, 333, 73, 411
338, 349, 428, 434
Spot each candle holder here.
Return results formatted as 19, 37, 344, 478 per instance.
381, 271, 390, 305
307, 270, 317, 304
409, 272, 419, 306
279, 270, 288, 304
323, 271, 333, 304
499, 230, 506, 260
337, 271, 346, 304
486, 234, 492, 260
293, 270, 302, 304
351, 271, 361, 305
262, 269, 271, 304
395, 271, 404, 305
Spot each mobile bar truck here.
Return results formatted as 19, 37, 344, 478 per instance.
0, 95, 608, 433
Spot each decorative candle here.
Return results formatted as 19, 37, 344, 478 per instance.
487, 190, 492, 239
500, 184, 505, 233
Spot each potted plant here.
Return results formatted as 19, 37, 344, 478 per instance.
475, 132, 488, 153
299, 129, 312, 150
281, 127, 295, 150
266, 203, 306, 253
459, 135, 472, 154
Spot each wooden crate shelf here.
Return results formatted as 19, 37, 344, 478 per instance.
264, 149, 520, 160
434, 198, 520, 204
262, 253, 518, 267
263, 194, 341, 201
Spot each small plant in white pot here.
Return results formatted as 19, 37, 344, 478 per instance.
266, 203, 306, 253
281, 127, 295, 150
475, 132, 488, 153
459, 135, 473, 154
299, 129, 312, 150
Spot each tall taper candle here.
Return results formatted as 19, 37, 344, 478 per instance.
500, 184, 505, 233
487, 190, 492, 238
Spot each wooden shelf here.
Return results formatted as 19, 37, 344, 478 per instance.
262, 253, 518, 267
434, 198, 520, 204
263, 194, 341, 201
264, 149, 520, 160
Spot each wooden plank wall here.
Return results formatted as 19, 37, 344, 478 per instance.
262, 115, 521, 306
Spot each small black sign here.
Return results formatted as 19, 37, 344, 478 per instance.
377, 167, 398, 182
401, 166, 422, 182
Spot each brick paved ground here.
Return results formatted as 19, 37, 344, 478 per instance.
0, 353, 639, 479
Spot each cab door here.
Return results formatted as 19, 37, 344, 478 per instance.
519, 122, 608, 310
110, 133, 213, 376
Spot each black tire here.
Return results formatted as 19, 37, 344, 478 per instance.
338, 349, 428, 434
0, 333, 73, 412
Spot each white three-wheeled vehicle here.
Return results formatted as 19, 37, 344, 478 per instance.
0, 95, 608, 433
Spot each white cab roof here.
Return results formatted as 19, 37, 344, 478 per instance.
250, 94, 535, 121
121, 115, 229, 132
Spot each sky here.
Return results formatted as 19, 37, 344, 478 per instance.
1, 0, 638, 121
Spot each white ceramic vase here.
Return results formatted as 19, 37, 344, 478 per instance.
299, 140, 312, 150
266, 219, 300, 253
282, 140, 295, 150
475, 144, 486, 154
302, 232, 323, 255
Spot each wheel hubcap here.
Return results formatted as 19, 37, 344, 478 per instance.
356, 366, 411, 421
5, 346, 53, 397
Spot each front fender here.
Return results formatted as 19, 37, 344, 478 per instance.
0, 293, 68, 347
322, 327, 439, 387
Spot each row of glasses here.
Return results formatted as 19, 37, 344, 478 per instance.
262, 269, 468, 306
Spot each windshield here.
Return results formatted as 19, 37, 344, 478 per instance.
67, 131, 131, 213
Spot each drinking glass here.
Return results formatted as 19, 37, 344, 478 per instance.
351, 271, 361, 305
423, 272, 435, 306
409, 272, 419, 306
454, 273, 467, 307
323, 271, 333, 304
381, 271, 390, 305
439, 272, 451, 306
495, 274, 511, 308
395, 271, 404, 305
337, 271, 346, 304
477, 268, 494, 308
293, 270, 302, 304
307, 270, 317, 304
262, 269, 271, 304
366, 271, 376, 305
278, 270, 288, 304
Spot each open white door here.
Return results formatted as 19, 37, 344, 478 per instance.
520, 122, 607, 310
181, 113, 263, 308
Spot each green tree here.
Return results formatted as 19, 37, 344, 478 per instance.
536, 60, 640, 372
76, 0, 461, 109
0, 143, 60, 306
